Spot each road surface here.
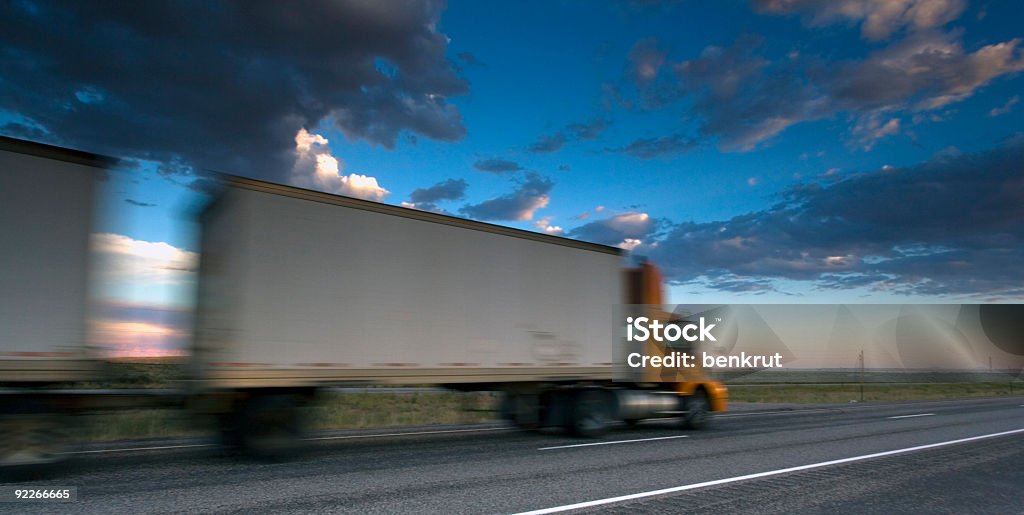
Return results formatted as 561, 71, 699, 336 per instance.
2, 396, 1023, 514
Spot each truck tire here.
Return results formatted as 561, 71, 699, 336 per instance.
216, 412, 243, 452
0, 412, 70, 468
569, 389, 611, 438
681, 390, 711, 430
237, 395, 304, 460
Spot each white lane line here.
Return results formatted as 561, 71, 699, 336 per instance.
306, 426, 509, 441
539, 435, 688, 451
68, 443, 212, 455
887, 413, 936, 419
515, 427, 1024, 515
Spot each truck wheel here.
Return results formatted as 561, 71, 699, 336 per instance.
216, 412, 242, 452
569, 389, 611, 438
0, 411, 71, 468
681, 390, 711, 430
238, 395, 304, 460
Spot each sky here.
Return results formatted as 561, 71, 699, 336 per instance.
1, 0, 1023, 356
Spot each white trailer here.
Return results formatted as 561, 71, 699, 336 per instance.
192, 177, 622, 387
0, 137, 109, 466
0, 137, 104, 384
192, 177, 726, 456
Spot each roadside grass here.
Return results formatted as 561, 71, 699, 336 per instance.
71, 362, 1023, 441
727, 382, 1021, 404
74, 382, 1023, 442
306, 392, 498, 430
77, 392, 500, 442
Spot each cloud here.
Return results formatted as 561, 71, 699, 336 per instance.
460, 173, 553, 221
850, 113, 901, 150
628, 37, 668, 86
647, 136, 1024, 298
753, 0, 967, 41
533, 216, 564, 235
607, 133, 696, 158
567, 119, 611, 140
91, 232, 198, 307
473, 158, 523, 173
90, 319, 187, 358
662, 29, 1024, 151
527, 118, 610, 153
989, 95, 1019, 117
569, 212, 660, 248
92, 233, 197, 281
290, 129, 390, 201
89, 300, 192, 357
124, 199, 155, 207
0, 0, 467, 184
673, 35, 830, 151
527, 132, 567, 153
404, 177, 467, 212
827, 31, 1024, 112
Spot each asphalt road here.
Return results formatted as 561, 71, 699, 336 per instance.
3, 396, 1023, 514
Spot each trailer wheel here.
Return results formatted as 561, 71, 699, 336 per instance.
681, 390, 711, 430
569, 389, 611, 438
237, 395, 305, 460
216, 412, 243, 452
0, 407, 71, 468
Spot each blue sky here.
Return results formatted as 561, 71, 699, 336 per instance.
2, 0, 1024, 347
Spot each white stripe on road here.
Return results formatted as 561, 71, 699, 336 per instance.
539, 435, 688, 451
515, 427, 1024, 515
887, 413, 936, 419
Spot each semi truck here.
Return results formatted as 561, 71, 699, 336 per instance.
0, 136, 727, 465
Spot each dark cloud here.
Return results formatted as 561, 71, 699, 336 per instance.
125, 199, 156, 207
404, 177, 467, 212
673, 35, 828, 151
624, 23, 1024, 151
569, 212, 661, 247
628, 37, 667, 87
753, 0, 966, 41
607, 133, 696, 159
0, 0, 467, 183
1, 121, 50, 142
410, 178, 468, 204
567, 119, 610, 140
707, 275, 782, 294
473, 158, 523, 173
647, 137, 1024, 298
826, 31, 1024, 112
527, 118, 610, 153
527, 133, 567, 153
460, 173, 553, 221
